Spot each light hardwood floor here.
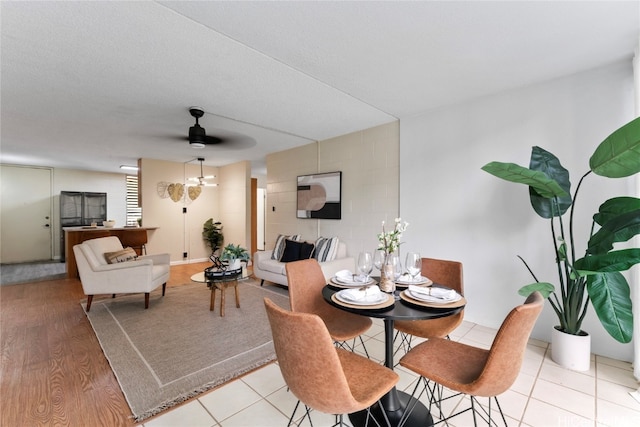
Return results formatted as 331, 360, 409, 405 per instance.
0, 262, 212, 426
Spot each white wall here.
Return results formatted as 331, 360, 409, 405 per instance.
265, 121, 399, 258
266, 143, 319, 246
318, 121, 400, 255
400, 61, 636, 361
219, 161, 252, 251
141, 158, 215, 261
140, 158, 251, 263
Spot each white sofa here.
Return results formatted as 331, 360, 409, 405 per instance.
74, 236, 170, 311
253, 242, 354, 287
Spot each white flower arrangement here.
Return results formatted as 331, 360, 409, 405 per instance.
377, 218, 409, 255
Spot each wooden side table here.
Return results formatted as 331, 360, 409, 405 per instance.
204, 268, 242, 316
210, 278, 240, 316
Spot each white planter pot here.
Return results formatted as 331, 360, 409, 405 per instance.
228, 259, 241, 270
551, 326, 591, 371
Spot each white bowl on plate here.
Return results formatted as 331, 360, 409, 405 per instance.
103, 220, 116, 228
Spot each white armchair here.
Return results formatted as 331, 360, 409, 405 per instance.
73, 236, 170, 311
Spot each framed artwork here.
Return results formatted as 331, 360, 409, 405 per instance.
296, 171, 342, 219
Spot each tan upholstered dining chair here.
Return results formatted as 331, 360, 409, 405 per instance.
399, 291, 543, 426
263, 298, 399, 426
394, 257, 464, 354
285, 258, 372, 357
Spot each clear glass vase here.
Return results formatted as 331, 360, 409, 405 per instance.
379, 253, 396, 293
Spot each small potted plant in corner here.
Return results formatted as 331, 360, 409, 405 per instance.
482, 117, 640, 371
203, 219, 223, 257
220, 243, 250, 276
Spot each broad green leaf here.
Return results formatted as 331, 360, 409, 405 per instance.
518, 282, 555, 298
587, 272, 633, 343
528, 147, 572, 218
574, 249, 640, 274
593, 197, 640, 226
590, 117, 640, 178
481, 162, 568, 199
587, 209, 640, 254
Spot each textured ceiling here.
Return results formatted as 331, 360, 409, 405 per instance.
1, 1, 638, 175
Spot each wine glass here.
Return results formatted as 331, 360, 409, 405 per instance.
390, 254, 402, 282
357, 252, 373, 283
373, 250, 386, 272
405, 252, 421, 282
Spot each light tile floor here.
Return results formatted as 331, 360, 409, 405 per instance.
141, 319, 640, 427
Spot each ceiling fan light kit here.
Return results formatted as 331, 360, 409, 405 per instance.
187, 157, 217, 187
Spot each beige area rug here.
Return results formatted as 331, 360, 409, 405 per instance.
82, 279, 290, 422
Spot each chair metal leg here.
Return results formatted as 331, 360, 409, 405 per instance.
392, 330, 413, 365
287, 400, 315, 427
359, 335, 370, 358
467, 395, 508, 427
290, 398, 393, 427
334, 336, 370, 358
402, 376, 511, 427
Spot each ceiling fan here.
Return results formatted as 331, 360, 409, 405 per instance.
187, 157, 217, 187
170, 106, 258, 150
187, 107, 226, 148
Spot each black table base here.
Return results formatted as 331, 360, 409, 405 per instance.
348, 390, 433, 427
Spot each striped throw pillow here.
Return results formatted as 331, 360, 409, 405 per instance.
314, 236, 339, 262
272, 234, 301, 260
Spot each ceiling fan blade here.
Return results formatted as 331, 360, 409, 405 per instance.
203, 135, 224, 145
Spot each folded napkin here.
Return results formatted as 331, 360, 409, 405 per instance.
398, 274, 424, 282
335, 269, 370, 283
335, 269, 357, 282
339, 285, 382, 303
335, 269, 353, 279
408, 285, 457, 301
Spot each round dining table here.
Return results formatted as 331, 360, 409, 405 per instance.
322, 284, 465, 427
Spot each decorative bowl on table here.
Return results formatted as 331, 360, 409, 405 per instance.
103, 220, 116, 228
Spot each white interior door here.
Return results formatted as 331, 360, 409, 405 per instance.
1, 165, 53, 263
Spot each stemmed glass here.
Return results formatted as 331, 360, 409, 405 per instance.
390, 254, 402, 282
373, 250, 386, 272
405, 252, 421, 282
357, 252, 373, 283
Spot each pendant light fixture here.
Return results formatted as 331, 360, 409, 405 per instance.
187, 157, 217, 187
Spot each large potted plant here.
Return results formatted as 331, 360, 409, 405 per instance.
203, 219, 223, 256
482, 117, 640, 370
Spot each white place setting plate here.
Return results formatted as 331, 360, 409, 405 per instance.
395, 275, 432, 286
331, 270, 376, 287
406, 286, 462, 304
335, 287, 389, 306
330, 277, 377, 287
